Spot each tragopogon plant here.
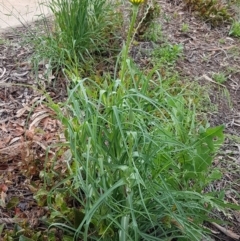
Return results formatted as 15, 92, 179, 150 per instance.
120, 0, 144, 80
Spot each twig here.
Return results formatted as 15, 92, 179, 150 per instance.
211, 222, 240, 240
205, 45, 237, 51
0, 67, 6, 79
0, 218, 26, 224
201, 74, 226, 88
0, 141, 31, 155
201, 225, 219, 234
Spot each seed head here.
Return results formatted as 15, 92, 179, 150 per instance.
129, 0, 144, 5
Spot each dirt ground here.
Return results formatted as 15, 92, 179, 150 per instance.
0, 0, 240, 240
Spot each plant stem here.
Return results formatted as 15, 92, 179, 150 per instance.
120, 4, 139, 81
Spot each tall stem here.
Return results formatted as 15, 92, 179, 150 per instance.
120, 4, 139, 81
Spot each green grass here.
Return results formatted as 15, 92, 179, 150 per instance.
229, 20, 240, 37
152, 43, 183, 66
3, 0, 240, 240
32, 2, 240, 240
212, 72, 227, 84
35, 50, 237, 240
49, 0, 114, 54
31, 0, 122, 75
181, 23, 189, 32
44, 65, 228, 240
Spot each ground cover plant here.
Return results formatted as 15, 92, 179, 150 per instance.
1, 0, 240, 240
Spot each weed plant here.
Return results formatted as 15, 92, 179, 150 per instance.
152, 43, 183, 66
181, 23, 189, 32
229, 20, 240, 37
45, 60, 235, 240
32, 1, 240, 240
142, 22, 162, 42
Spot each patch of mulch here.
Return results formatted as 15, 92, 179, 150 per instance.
0, 22, 67, 237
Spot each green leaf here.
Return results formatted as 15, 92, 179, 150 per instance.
199, 125, 225, 152
207, 169, 222, 181
73, 208, 85, 228
55, 193, 65, 207
194, 125, 224, 172
0, 224, 4, 236
6, 197, 20, 209
19, 235, 34, 241
34, 189, 48, 206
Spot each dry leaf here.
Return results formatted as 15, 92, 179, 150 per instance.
29, 113, 49, 130
0, 191, 7, 208
0, 184, 8, 192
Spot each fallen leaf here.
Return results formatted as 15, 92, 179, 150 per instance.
16, 106, 31, 118
29, 113, 49, 130
25, 130, 34, 140
0, 191, 7, 208
0, 183, 8, 192
8, 137, 21, 145
0, 164, 8, 170
7, 196, 20, 209
0, 123, 8, 132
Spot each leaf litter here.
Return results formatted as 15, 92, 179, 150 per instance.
0, 0, 240, 240
0, 21, 67, 239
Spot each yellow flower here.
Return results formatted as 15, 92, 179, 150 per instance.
129, 0, 144, 5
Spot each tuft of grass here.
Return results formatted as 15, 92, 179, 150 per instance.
49, 0, 112, 56
181, 23, 189, 32
152, 43, 183, 66
229, 20, 240, 37
31, 0, 122, 74
212, 72, 227, 84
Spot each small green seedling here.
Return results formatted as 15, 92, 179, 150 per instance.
212, 72, 227, 84
181, 23, 189, 32
219, 38, 225, 44
152, 43, 183, 65
0, 38, 5, 44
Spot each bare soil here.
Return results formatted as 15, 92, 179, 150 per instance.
0, 0, 240, 240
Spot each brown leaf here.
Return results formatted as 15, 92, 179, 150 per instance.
0, 191, 7, 208
0, 141, 6, 149
0, 164, 8, 170
0, 184, 8, 192
0, 123, 8, 132
29, 113, 50, 130
25, 130, 34, 140
12, 126, 24, 137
